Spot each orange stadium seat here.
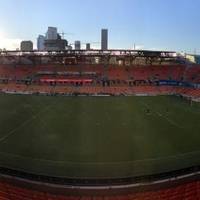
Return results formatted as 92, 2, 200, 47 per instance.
0, 64, 200, 99
0, 180, 200, 200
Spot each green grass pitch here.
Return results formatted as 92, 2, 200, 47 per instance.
0, 94, 200, 179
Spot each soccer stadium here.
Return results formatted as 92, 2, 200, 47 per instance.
0, 48, 200, 199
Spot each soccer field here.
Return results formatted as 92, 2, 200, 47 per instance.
0, 94, 200, 179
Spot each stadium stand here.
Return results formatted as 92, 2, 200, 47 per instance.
0, 64, 200, 199
0, 180, 200, 200
0, 64, 200, 99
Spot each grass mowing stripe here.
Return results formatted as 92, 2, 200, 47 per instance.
0, 100, 57, 143
0, 95, 199, 178
141, 102, 184, 129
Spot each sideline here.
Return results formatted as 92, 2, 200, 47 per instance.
0, 169, 200, 190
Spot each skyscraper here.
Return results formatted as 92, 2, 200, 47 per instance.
75, 41, 81, 50
86, 43, 91, 50
46, 27, 58, 40
101, 29, 108, 50
43, 27, 68, 51
37, 35, 45, 51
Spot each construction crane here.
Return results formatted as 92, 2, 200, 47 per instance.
58, 32, 74, 39
43, 32, 74, 39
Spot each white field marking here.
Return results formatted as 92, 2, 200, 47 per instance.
0, 171, 199, 190
142, 102, 184, 129
178, 103, 200, 115
0, 102, 56, 143
28, 103, 50, 131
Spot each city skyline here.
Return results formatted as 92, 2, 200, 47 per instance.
0, 0, 200, 53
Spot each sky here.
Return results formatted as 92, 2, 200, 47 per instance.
0, 0, 200, 53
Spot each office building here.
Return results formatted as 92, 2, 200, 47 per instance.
46, 27, 58, 40
86, 43, 91, 50
37, 35, 45, 51
20, 41, 33, 51
75, 41, 81, 50
101, 29, 108, 50
44, 27, 68, 51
